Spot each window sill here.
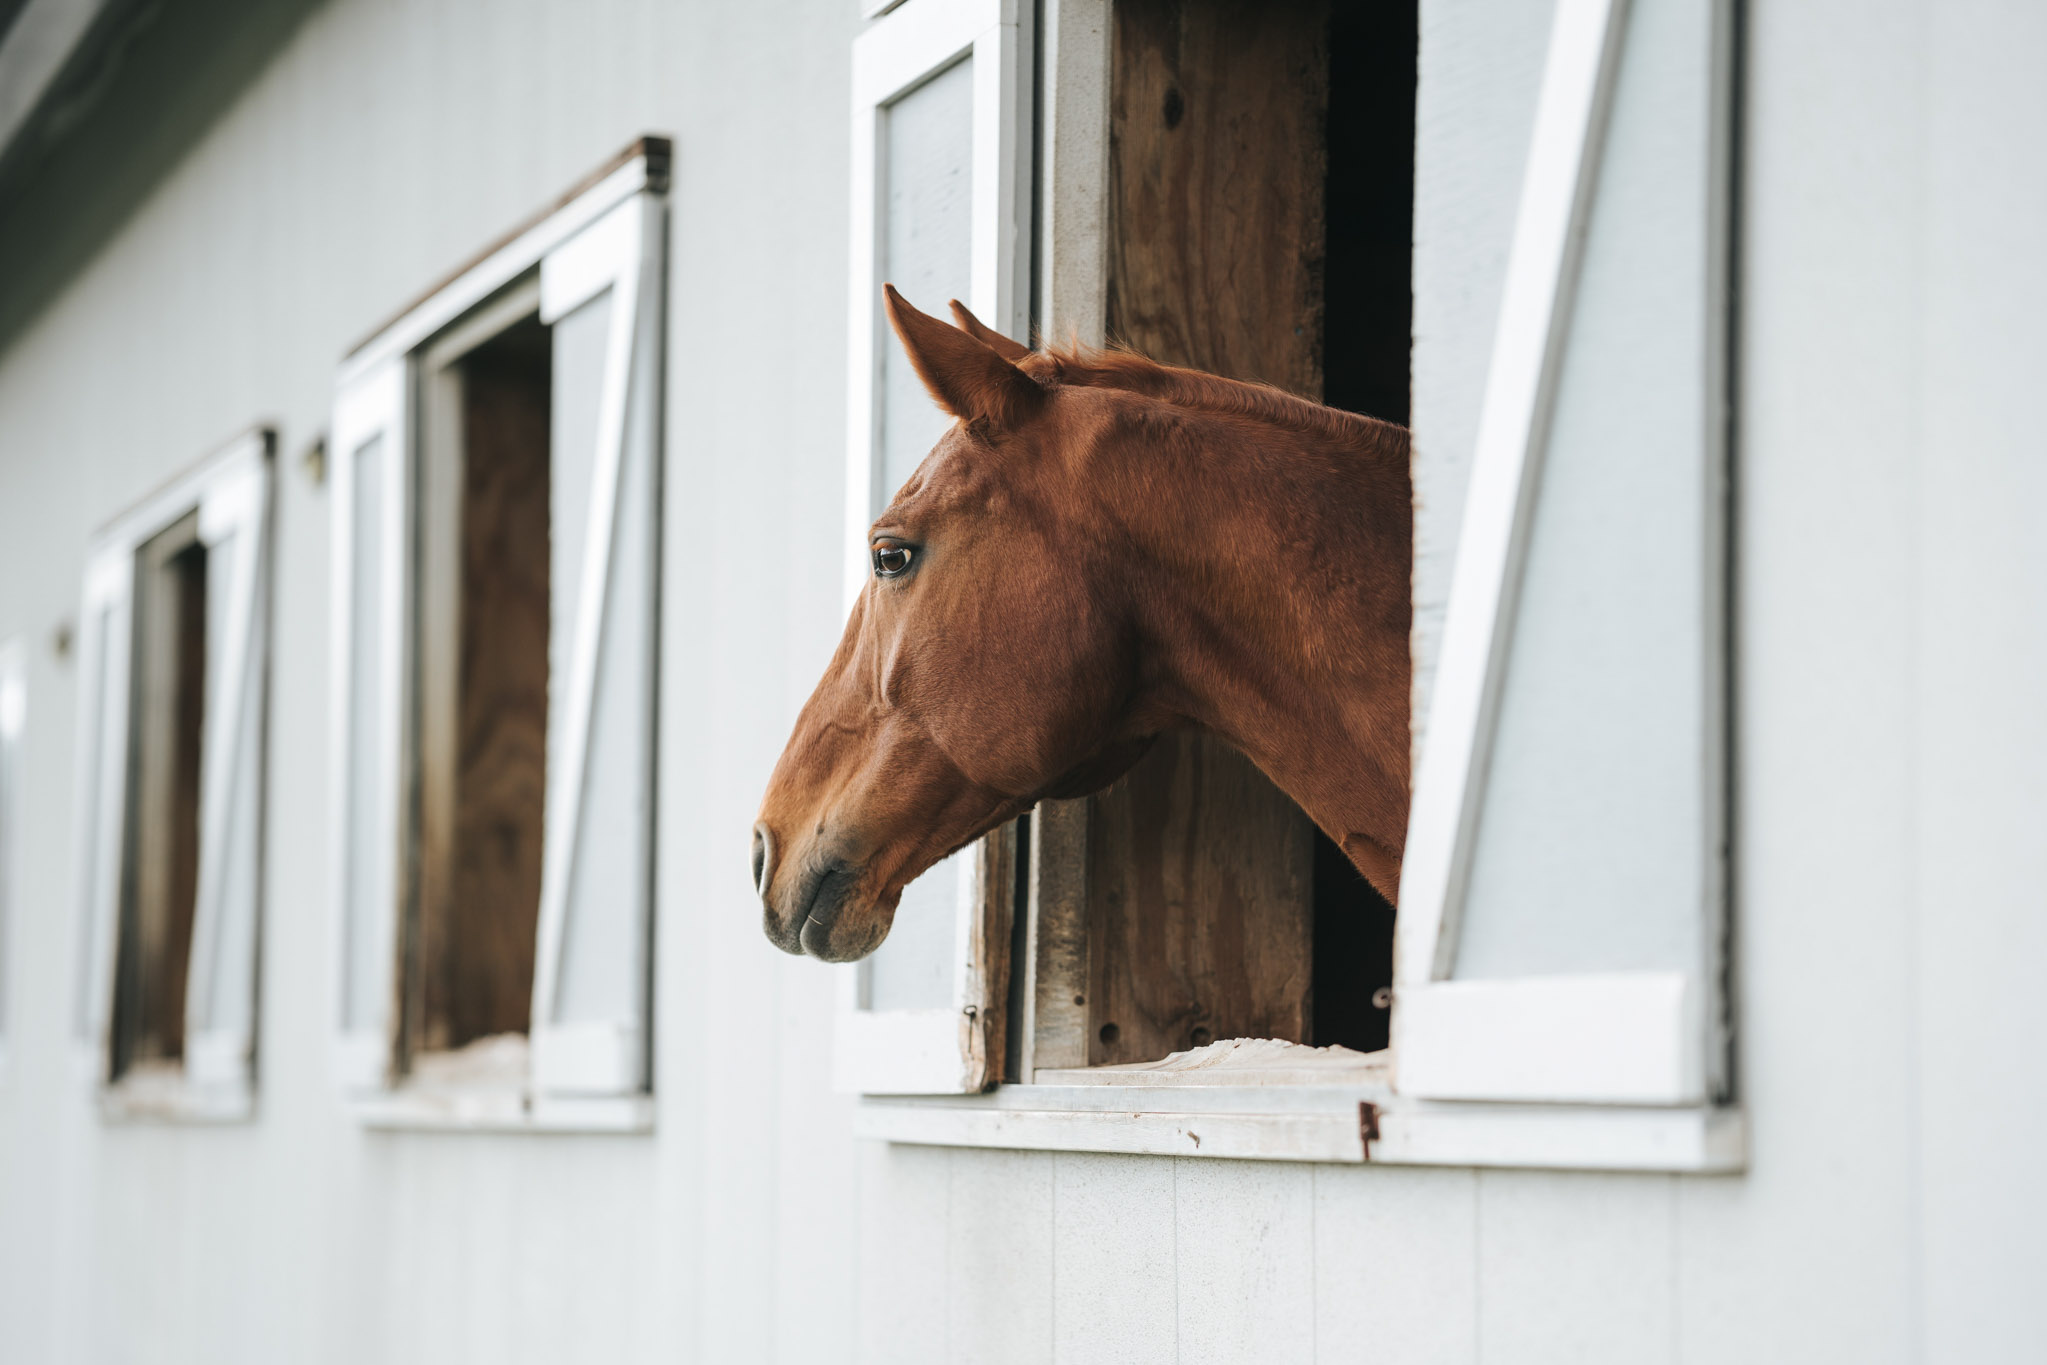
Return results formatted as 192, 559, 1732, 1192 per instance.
352, 1090, 654, 1135
98, 1063, 254, 1124
854, 1043, 1745, 1172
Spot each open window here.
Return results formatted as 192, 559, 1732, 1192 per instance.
73, 430, 273, 1121
0, 638, 22, 1070
329, 139, 667, 1129
852, 0, 1741, 1171
836, 0, 1034, 1093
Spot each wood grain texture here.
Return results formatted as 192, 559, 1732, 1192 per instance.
1086, 732, 1313, 1063
1106, 0, 1331, 400
1087, 0, 1328, 1065
418, 318, 551, 1053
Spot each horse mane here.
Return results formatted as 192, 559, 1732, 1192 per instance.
1019, 342, 1405, 451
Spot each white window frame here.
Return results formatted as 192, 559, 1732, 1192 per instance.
835, 0, 1034, 1096
850, 0, 1744, 1170
72, 429, 274, 1123
0, 637, 22, 1073
328, 139, 667, 1132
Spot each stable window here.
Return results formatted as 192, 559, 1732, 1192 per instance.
0, 638, 22, 1070
330, 139, 667, 1129
849, 0, 1741, 1171
73, 431, 273, 1121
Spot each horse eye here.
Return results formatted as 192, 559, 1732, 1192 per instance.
872, 544, 914, 578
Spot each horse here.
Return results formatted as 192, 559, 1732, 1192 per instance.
754, 287, 1412, 962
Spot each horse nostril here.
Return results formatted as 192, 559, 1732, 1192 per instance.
752, 822, 774, 898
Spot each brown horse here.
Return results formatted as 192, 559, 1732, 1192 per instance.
754, 288, 1411, 962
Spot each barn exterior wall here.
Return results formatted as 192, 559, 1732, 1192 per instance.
0, 0, 2041, 1362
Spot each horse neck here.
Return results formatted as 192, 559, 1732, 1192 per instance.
1100, 402, 1413, 880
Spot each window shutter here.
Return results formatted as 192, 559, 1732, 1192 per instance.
329, 362, 409, 1093
73, 536, 136, 1078
0, 638, 25, 1066
176, 434, 273, 1100
1396, 0, 1733, 1106
526, 190, 665, 1098
834, 0, 1032, 1095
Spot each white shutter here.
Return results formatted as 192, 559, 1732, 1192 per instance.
1396, 0, 1733, 1105
835, 0, 1032, 1095
73, 533, 135, 1081
526, 190, 665, 1098
329, 362, 409, 1093
0, 638, 24, 1068
181, 435, 273, 1098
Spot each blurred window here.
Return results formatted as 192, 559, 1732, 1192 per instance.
73, 432, 273, 1120
330, 141, 667, 1129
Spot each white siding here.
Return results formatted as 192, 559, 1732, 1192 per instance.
0, 0, 2044, 1361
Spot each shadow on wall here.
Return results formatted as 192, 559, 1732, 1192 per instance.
0, 0, 325, 355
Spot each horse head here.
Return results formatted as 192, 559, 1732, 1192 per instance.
752, 289, 1157, 961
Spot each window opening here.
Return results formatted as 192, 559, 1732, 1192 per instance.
110, 513, 209, 1081
1071, 0, 1414, 1068
405, 297, 552, 1080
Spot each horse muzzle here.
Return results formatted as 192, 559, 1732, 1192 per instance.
755, 821, 889, 962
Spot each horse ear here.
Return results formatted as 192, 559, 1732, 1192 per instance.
947, 299, 1032, 362
885, 285, 1044, 428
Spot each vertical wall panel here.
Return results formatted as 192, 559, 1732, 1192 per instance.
948, 1149, 1055, 1365
1916, 2, 2047, 1359
1675, 1, 1925, 1361
1312, 1166, 1478, 1365
1477, 1172, 1675, 1365
858, 1141, 952, 1365
1052, 1153, 1177, 1365
1174, 1161, 1315, 1365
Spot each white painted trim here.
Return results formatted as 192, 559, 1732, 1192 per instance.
328, 360, 408, 1094
528, 190, 663, 1099
1393, 973, 1703, 1105
338, 156, 655, 386
180, 440, 272, 1089
0, 636, 22, 1069
856, 1083, 1744, 1171
844, 0, 1030, 609
1397, 0, 1632, 988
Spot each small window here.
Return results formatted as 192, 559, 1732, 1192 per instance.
330, 139, 667, 1128
74, 430, 273, 1121
0, 638, 23, 1069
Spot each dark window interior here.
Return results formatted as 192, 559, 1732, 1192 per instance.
1073, 0, 1414, 1064
1313, 0, 1416, 1054
111, 513, 209, 1079
406, 311, 551, 1064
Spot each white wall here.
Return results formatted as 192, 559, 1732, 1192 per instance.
1, 0, 2046, 1361
0, 1, 859, 1361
